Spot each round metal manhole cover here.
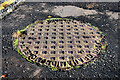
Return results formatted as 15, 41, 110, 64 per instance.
13, 18, 107, 70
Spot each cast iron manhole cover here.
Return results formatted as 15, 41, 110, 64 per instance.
13, 18, 107, 70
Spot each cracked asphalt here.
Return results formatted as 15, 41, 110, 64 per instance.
1, 2, 119, 79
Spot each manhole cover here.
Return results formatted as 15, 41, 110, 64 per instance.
13, 18, 107, 70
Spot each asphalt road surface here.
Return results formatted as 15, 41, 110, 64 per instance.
1, 2, 119, 79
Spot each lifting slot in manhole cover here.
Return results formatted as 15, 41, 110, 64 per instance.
13, 18, 107, 71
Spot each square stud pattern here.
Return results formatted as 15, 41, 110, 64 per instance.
18, 19, 104, 69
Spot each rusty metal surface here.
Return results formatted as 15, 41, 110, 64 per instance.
18, 19, 104, 70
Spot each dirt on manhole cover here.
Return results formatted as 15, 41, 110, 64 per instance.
13, 18, 107, 71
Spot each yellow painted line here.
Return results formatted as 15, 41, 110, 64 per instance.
0, 0, 16, 10
0, 6, 4, 10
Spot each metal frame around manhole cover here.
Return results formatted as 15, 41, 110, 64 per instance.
13, 18, 107, 71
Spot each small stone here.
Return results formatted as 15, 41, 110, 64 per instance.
41, 3, 46, 7
35, 10, 39, 12
20, 65, 23, 67
4, 48, 7, 51
23, 70, 26, 73
15, 64, 18, 66
115, 75, 118, 77
4, 71, 7, 73
110, 55, 112, 57
42, 10, 49, 13
26, 67, 30, 70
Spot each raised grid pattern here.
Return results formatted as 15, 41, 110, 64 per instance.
18, 19, 103, 69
